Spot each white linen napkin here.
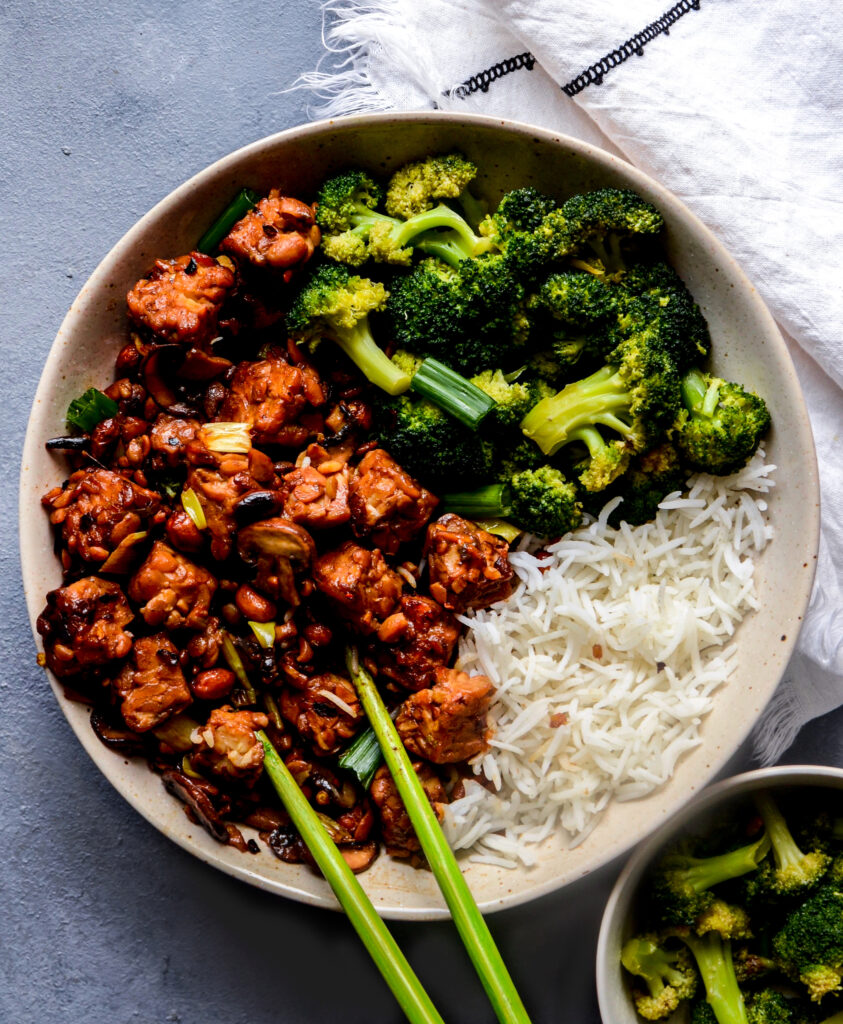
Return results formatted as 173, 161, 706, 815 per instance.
295, 0, 843, 762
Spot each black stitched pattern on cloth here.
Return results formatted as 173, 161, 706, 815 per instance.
562, 0, 701, 96
444, 51, 536, 99
446, 0, 700, 102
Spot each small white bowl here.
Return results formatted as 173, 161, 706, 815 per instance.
596, 765, 843, 1023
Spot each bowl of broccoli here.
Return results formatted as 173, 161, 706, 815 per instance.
598, 766, 843, 1024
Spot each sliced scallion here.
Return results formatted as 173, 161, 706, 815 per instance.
411, 357, 496, 430
472, 518, 523, 543
248, 620, 276, 649
338, 725, 383, 789
200, 421, 252, 454
180, 488, 207, 530
220, 632, 257, 703
442, 483, 512, 519
196, 187, 260, 254
258, 731, 446, 1024
66, 387, 119, 432
346, 648, 533, 1024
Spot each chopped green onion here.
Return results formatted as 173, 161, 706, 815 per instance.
261, 691, 284, 732
220, 632, 257, 703
181, 754, 204, 780
346, 648, 533, 1024
99, 530, 149, 573
411, 357, 496, 430
66, 387, 119, 432
338, 726, 383, 789
152, 714, 200, 753
472, 519, 523, 543
200, 421, 252, 454
442, 483, 512, 519
259, 731, 446, 1024
248, 620, 276, 649
180, 488, 207, 530
196, 187, 260, 254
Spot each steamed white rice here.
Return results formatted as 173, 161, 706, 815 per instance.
443, 450, 776, 868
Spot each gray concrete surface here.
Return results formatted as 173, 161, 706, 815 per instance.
3, 3, 842, 1021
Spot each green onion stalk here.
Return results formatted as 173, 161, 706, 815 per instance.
259, 733, 446, 1024
345, 647, 534, 1024
441, 483, 512, 519
411, 358, 497, 430
196, 188, 260, 254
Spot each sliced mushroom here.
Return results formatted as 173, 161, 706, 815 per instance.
90, 708, 147, 756
237, 517, 315, 607
161, 768, 230, 844
142, 345, 184, 409
233, 490, 279, 526
339, 840, 378, 874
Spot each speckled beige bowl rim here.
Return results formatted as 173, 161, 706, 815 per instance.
596, 765, 843, 1023
19, 111, 820, 919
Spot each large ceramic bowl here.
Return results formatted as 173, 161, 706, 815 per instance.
596, 765, 843, 1023
19, 112, 819, 919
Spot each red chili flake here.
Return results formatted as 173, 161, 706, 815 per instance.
592, 644, 603, 660
549, 712, 568, 728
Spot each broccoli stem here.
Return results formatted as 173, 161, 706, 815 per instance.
388, 203, 492, 256
329, 321, 412, 396
681, 933, 748, 1024
520, 364, 634, 456
670, 839, 772, 893
754, 791, 808, 874
415, 231, 476, 267
411, 357, 496, 428
196, 187, 260, 253
442, 484, 512, 519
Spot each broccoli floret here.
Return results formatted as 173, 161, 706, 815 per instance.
622, 932, 698, 1021
579, 441, 686, 526
613, 260, 711, 371
493, 437, 547, 480
508, 465, 583, 537
315, 166, 492, 267
386, 255, 529, 375
470, 369, 553, 434
527, 350, 569, 388
520, 332, 682, 486
733, 946, 780, 986
692, 1001, 721, 1024
675, 368, 771, 475
559, 188, 664, 281
746, 989, 796, 1024
680, 930, 750, 1024
749, 792, 832, 900
535, 270, 618, 328
650, 834, 771, 927
696, 900, 753, 942
384, 152, 477, 218
373, 391, 493, 490
773, 886, 843, 1003
478, 187, 562, 275
286, 264, 410, 395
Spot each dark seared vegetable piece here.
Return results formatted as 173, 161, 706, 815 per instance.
348, 448, 439, 555
37, 577, 134, 679
395, 667, 494, 764
424, 513, 515, 613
